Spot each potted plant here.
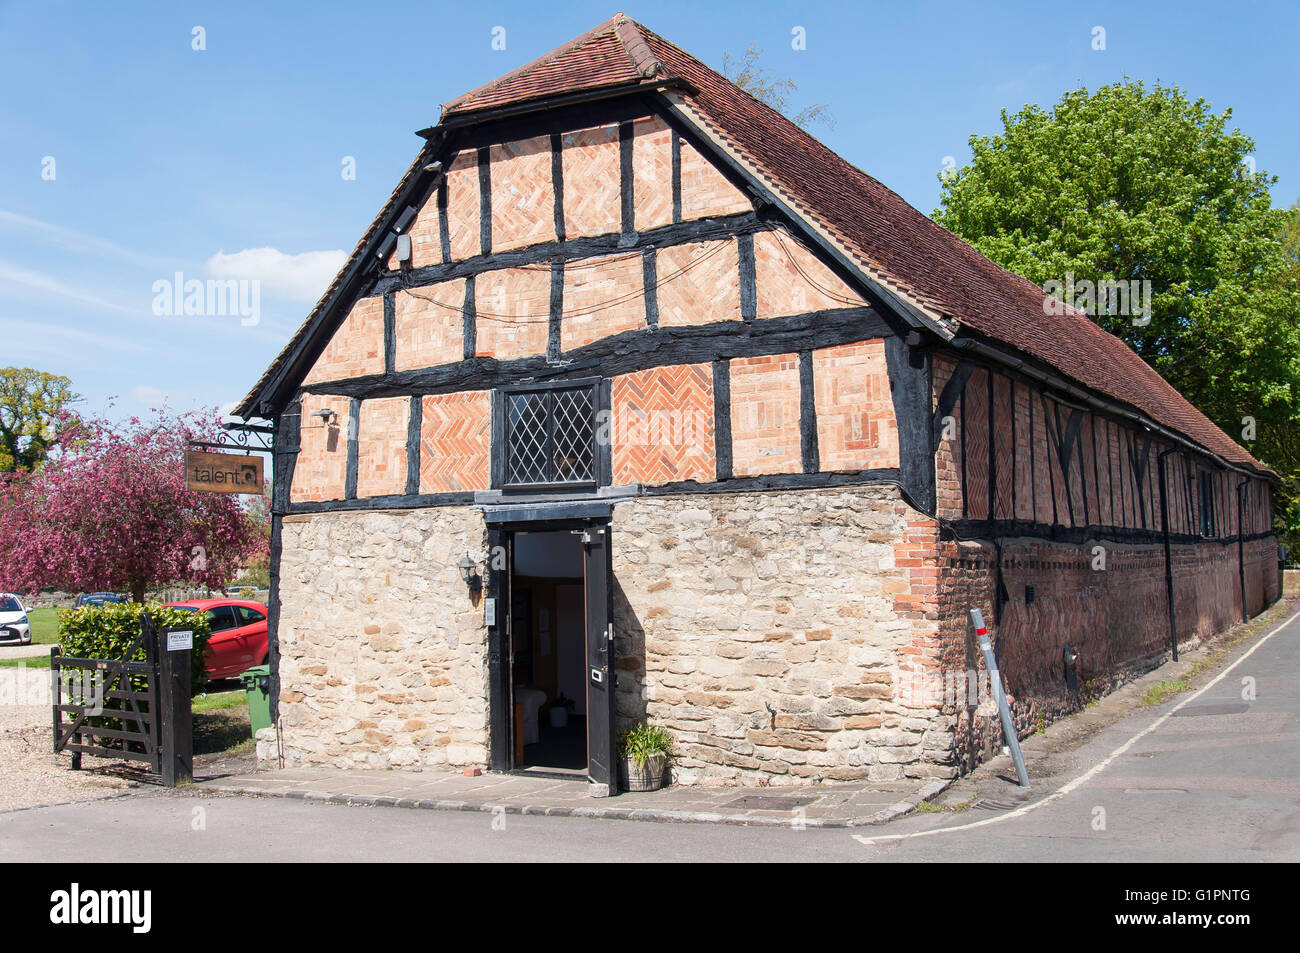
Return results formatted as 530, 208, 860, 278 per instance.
617, 723, 673, 792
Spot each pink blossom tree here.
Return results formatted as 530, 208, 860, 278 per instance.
0, 407, 268, 603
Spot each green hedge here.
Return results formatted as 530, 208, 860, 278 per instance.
58, 603, 212, 697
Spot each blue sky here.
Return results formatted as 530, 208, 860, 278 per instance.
2, 0, 1296, 423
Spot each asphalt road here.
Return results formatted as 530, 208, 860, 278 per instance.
3, 608, 1297, 863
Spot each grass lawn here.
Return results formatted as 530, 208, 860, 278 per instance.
193, 690, 253, 755
193, 689, 248, 714
0, 654, 51, 668
26, 607, 62, 644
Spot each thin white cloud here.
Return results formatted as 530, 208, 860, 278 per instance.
0, 316, 146, 353
204, 247, 346, 302
0, 260, 133, 313
0, 208, 175, 269
130, 384, 201, 410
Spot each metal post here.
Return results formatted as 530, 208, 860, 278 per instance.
971, 608, 1030, 789
157, 626, 193, 786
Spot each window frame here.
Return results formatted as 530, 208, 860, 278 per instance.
493, 377, 607, 493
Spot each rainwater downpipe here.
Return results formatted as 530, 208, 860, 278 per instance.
1238, 478, 1250, 623
1157, 447, 1179, 661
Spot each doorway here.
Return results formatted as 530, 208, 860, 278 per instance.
510, 530, 587, 775
487, 518, 617, 793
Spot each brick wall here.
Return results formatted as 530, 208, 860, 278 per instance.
290, 393, 349, 503
562, 124, 621, 238
561, 252, 647, 350
612, 363, 715, 485
729, 353, 802, 476
632, 115, 673, 232
813, 340, 897, 472
356, 397, 409, 498
474, 267, 550, 360
489, 135, 556, 252
446, 150, 481, 261
931, 353, 1272, 542
419, 391, 491, 493
655, 239, 741, 327
394, 283, 464, 371
304, 297, 384, 384
753, 230, 865, 318
679, 135, 750, 219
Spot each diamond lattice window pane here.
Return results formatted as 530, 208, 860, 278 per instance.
552, 388, 595, 482
507, 392, 549, 485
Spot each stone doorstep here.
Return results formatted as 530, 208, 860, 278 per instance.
200, 772, 951, 829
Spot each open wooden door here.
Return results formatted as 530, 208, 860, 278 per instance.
582, 520, 617, 796
487, 528, 514, 772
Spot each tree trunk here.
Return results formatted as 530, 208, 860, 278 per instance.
132, 583, 147, 604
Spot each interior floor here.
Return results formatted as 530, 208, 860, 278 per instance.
520, 716, 587, 774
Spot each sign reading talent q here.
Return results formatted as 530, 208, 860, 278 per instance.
184, 450, 264, 494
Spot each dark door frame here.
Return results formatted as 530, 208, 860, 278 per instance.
484, 513, 615, 787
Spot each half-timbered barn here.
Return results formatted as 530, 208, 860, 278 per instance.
236, 14, 1280, 793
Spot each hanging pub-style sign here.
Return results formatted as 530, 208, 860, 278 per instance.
185, 449, 263, 494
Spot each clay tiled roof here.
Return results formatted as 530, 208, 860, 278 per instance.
442, 16, 665, 117
239, 14, 1267, 475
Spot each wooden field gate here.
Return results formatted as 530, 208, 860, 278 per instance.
51, 613, 193, 786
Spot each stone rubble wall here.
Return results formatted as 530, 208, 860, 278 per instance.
609, 486, 950, 786
274, 507, 490, 769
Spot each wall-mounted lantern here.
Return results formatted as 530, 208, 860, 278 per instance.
458, 552, 482, 597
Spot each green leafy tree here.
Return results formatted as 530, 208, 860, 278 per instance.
0, 367, 79, 472
935, 80, 1300, 550
1282, 199, 1300, 286
722, 44, 832, 129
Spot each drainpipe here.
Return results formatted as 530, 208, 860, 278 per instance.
1238, 478, 1250, 622
1157, 448, 1179, 661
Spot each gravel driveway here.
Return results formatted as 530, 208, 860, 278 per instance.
0, 667, 135, 812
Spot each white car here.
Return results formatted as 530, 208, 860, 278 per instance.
0, 594, 32, 645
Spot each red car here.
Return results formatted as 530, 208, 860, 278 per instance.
163, 599, 269, 680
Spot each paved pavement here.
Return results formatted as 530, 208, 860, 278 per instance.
200, 766, 947, 828
2, 604, 1296, 861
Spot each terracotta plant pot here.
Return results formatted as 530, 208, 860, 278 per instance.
619, 752, 668, 792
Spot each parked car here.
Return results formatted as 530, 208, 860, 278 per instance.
0, 594, 32, 645
162, 598, 269, 680
74, 592, 126, 607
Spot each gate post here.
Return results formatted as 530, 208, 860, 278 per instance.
157, 625, 194, 786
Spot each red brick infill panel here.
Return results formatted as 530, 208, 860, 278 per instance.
356, 397, 410, 498
656, 238, 742, 328
561, 252, 646, 350
490, 135, 557, 252
612, 363, 716, 485
475, 266, 550, 360
729, 352, 802, 476
290, 393, 349, 502
562, 124, 621, 238
304, 297, 384, 384
395, 283, 465, 371
631, 116, 673, 232
812, 340, 898, 472
753, 229, 866, 318
419, 391, 491, 493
